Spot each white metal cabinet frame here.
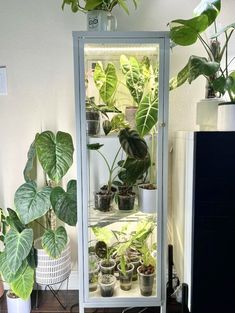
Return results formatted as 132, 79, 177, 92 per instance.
73, 31, 170, 313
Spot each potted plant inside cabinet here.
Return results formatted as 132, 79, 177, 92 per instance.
87, 128, 149, 212
137, 242, 156, 297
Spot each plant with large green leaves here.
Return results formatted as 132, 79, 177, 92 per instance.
0, 208, 34, 300
0, 131, 77, 300
169, 0, 235, 102
87, 128, 149, 194
120, 55, 159, 136
62, 0, 140, 15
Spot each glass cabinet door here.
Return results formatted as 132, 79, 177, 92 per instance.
74, 32, 169, 311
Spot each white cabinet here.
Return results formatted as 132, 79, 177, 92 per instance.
73, 32, 169, 313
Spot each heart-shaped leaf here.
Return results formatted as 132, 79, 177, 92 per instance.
94, 62, 118, 106
11, 265, 34, 300
119, 128, 148, 160
0, 252, 27, 283
136, 94, 158, 136
51, 180, 77, 226
23, 138, 37, 183
120, 55, 145, 105
5, 228, 33, 273
14, 181, 51, 224
42, 226, 68, 259
6, 208, 25, 232
35, 131, 74, 183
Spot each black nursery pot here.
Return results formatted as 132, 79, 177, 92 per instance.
117, 192, 135, 211
86, 111, 100, 136
95, 192, 113, 212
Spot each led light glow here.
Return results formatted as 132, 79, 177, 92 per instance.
85, 46, 158, 52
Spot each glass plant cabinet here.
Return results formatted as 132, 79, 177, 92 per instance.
73, 32, 169, 313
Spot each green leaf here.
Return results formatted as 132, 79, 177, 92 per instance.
35, 131, 74, 183
194, 0, 221, 25
14, 181, 51, 224
23, 138, 37, 182
170, 56, 220, 90
118, 0, 129, 15
87, 143, 103, 150
169, 63, 189, 90
118, 155, 151, 185
6, 208, 25, 232
0, 252, 27, 283
92, 227, 113, 245
119, 128, 148, 160
51, 180, 77, 226
26, 247, 37, 269
229, 71, 235, 94
11, 266, 34, 300
5, 228, 33, 273
120, 55, 145, 105
188, 56, 220, 83
94, 62, 118, 106
212, 76, 226, 94
169, 15, 209, 46
42, 226, 68, 259
102, 120, 112, 135
110, 114, 129, 131
136, 94, 158, 136
85, 0, 103, 10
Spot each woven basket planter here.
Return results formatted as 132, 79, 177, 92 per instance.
34, 238, 71, 285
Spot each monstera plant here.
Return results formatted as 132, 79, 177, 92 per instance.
0, 131, 77, 300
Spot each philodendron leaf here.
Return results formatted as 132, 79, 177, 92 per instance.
0, 252, 27, 283
119, 128, 148, 160
169, 15, 209, 46
85, 0, 103, 10
94, 62, 118, 105
35, 131, 74, 183
120, 55, 145, 105
136, 94, 158, 136
14, 181, 51, 224
194, 0, 221, 25
87, 143, 103, 150
51, 180, 77, 226
42, 226, 68, 259
5, 228, 33, 273
170, 56, 220, 90
23, 138, 37, 183
11, 265, 34, 300
6, 208, 25, 232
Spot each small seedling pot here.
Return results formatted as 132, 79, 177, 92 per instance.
137, 265, 155, 296
100, 259, 116, 275
99, 274, 116, 297
117, 263, 134, 291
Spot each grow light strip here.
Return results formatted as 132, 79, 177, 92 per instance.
85, 46, 158, 52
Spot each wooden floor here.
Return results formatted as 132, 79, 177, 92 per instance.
0, 290, 181, 313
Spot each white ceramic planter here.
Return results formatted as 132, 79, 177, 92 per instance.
138, 184, 157, 214
196, 98, 222, 131
34, 238, 71, 285
217, 102, 235, 131
6, 291, 31, 313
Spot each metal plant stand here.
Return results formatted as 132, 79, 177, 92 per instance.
35, 276, 70, 310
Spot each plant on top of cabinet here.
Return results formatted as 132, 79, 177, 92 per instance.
62, 0, 140, 15
7, 131, 77, 288
87, 128, 149, 211
120, 55, 159, 136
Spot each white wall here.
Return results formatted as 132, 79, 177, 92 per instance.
0, 0, 234, 274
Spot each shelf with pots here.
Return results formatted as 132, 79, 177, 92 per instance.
73, 32, 169, 312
